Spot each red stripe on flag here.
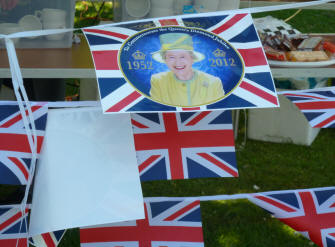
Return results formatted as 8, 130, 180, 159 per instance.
197, 153, 238, 177
0, 133, 44, 153
238, 48, 267, 67
186, 111, 211, 126
8, 157, 29, 181
92, 50, 119, 70
106, 91, 142, 112
131, 119, 149, 129
314, 114, 335, 128
295, 101, 335, 110
80, 225, 203, 243
42, 233, 56, 247
0, 211, 23, 231
159, 19, 179, 26
182, 107, 201, 111
330, 233, 335, 237
0, 239, 27, 247
211, 13, 248, 34
240, 81, 278, 105
0, 105, 43, 128
138, 155, 161, 172
254, 195, 296, 212
135, 129, 235, 151
164, 201, 200, 221
83, 28, 129, 40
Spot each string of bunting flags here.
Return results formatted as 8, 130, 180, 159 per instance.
80, 187, 335, 247
0, 0, 334, 247
1, 186, 334, 246
1, 86, 334, 246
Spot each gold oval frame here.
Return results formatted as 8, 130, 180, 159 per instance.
118, 26, 245, 108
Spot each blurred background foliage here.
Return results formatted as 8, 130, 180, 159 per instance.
74, 1, 335, 34
74, 1, 113, 28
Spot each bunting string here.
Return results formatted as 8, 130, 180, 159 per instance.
4, 38, 37, 247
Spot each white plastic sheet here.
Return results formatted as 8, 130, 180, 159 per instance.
29, 107, 144, 236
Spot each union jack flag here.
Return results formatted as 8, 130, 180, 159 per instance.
280, 87, 335, 128
0, 205, 29, 247
0, 102, 48, 185
131, 110, 238, 181
83, 11, 278, 113
80, 200, 204, 246
29, 230, 66, 247
249, 187, 335, 247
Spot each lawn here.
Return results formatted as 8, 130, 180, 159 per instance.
252, 8, 335, 33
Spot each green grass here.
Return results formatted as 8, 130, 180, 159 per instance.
202, 200, 312, 247
252, 9, 335, 33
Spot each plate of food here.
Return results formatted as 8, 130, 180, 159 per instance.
260, 34, 335, 67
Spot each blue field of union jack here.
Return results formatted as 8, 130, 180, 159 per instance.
249, 187, 335, 247
0, 102, 48, 185
83, 10, 278, 113
0, 205, 29, 247
80, 199, 204, 247
281, 87, 335, 128
131, 110, 238, 181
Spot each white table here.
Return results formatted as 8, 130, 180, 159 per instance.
1, 33, 335, 79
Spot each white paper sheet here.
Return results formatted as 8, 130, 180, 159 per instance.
29, 107, 144, 236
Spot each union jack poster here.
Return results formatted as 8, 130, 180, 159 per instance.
80, 199, 204, 246
83, 10, 278, 113
0, 102, 48, 185
249, 187, 335, 247
29, 230, 66, 247
280, 87, 335, 128
0, 205, 29, 247
131, 110, 238, 181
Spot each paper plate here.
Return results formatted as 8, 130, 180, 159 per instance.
268, 58, 335, 68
